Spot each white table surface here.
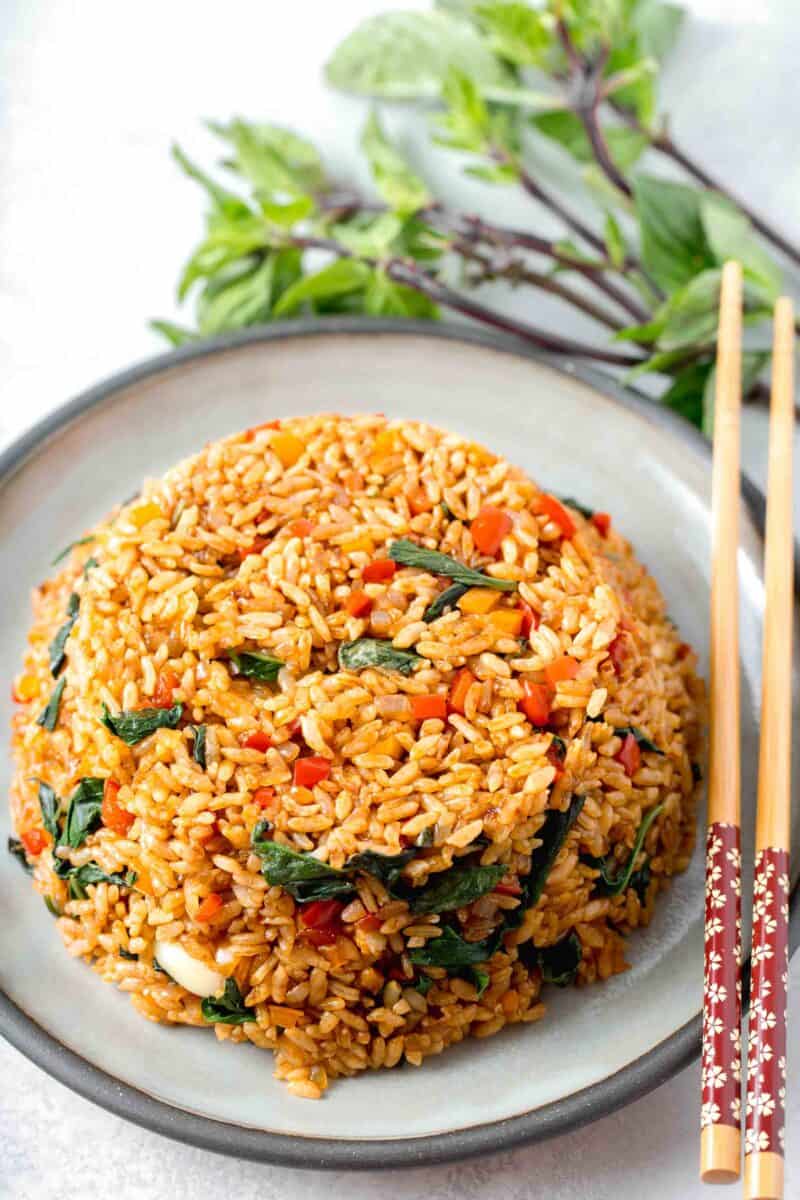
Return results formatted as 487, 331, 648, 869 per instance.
0, 2, 798, 1197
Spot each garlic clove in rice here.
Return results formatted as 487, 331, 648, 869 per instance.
154, 941, 224, 998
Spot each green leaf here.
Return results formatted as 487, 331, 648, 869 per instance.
614, 725, 663, 754
532, 111, 647, 172
259, 196, 315, 227
462, 162, 520, 185
272, 259, 372, 317
361, 111, 431, 214
585, 802, 664, 895
227, 649, 285, 683
196, 257, 276, 335
347, 848, 417, 890
48, 593, 79, 677
61, 778, 105, 849
634, 0, 685, 62
325, 10, 516, 102
191, 725, 207, 769
44, 895, 62, 916
559, 495, 593, 519
51, 535, 94, 567
36, 678, 66, 732
535, 930, 582, 986
389, 538, 518, 591
506, 795, 585, 928
171, 143, 251, 218
211, 120, 325, 197
659, 362, 712, 427
409, 863, 506, 914
632, 175, 713, 291
101, 704, 183, 746
409, 925, 501, 969
8, 837, 33, 873
337, 638, 422, 676
461, 965, 490, 996
363, 268, 440, 319
413, 972, 434, 995
700, 194, 782, 299
149, 319, 198, 347
604, 212, 626, 268
66, 863, 137, 900
201, 979, 256, 1026
36, 780, 61, 841
251, 821, 355, 903
474, 2, 550, 66
423, 581, 469, 622
434, 69, 492, 153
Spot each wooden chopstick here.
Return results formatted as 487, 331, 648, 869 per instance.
743, 297, 795, 1200
701, 260, 744, 1184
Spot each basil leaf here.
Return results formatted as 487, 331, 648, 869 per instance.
532, 112, 647, 172
228, 650, 284, 683
700, 194, 782, 299
615, 726, 663, 755
440, 500, 455, 521
251, 821, 355, 903
461, 965, 490, 996
8, 837, 32, 873
414, 973, 434, 996
338, 638, 422, 675
325, 10, 515, 102
361, 110, 431, 214
82, 556, 99, 577
191, 724, 207, 769
659, 362, 712, 427
119, 947, 138, 960
635, 0, 684, 62
51, 535, 94, 567
506, 795, 585, 928
101, 703, 183, 746
211, 119, 325, 199
48, 593, 80, 677
346, 848, 417, 890
44, 895, 62, 917
273, 259, 372, 318
628, 861, 652, 903
36, 678, 66, 731
36, 780, 61, 841
632, 175, 714, 292
201, 978, 256, 1026
363, 267, 439, 319
66, 863, 137, 900
149, 319, 197, 348
475, 2, 549, 66
423, 581, 469, 623
409, 925, 501, 970
409, 863, 506, 914
60, 777, 105, 848
584, 802, 664, 897
389, 538, 517, 591
524, 931, 583, 987
558, 495, 593, 519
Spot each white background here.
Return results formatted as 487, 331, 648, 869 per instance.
0, 2, 798, 1197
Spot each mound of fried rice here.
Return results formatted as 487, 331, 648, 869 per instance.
9, 414, 704, 1098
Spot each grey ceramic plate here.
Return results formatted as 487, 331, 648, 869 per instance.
1, 320, 797, 1169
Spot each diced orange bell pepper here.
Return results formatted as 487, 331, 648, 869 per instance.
544, 656, 580, 686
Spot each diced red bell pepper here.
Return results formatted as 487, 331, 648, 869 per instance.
242, 731, 272, 752
236, 536, 269, 564
493, 879, 522, 897
532, 494, 576, 539
153, 668, 179, 709
411, 694, 448, 721
616, 732, 641, 778
520, 680, 553, 726
253, 787, 276, 811
363, 559, 397, 583
20, 828, 47, 856
470, 505, 513, 557
101, 778, 135, 835
592, 512, 611, 537
608, 635, 627, 674
448, 668, 475, 715
287, 519, 313, 537
196, 892, 223, 922
345, 590, 373, 618
519, 602, 538, 638
294, 755, 331, 788
356, 913, 382, 932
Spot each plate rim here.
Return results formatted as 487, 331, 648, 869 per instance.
1, 316, 797, 1170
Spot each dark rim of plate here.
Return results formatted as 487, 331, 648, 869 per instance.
0, 318, 797, 1171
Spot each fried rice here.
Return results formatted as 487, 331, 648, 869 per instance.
9, 414, 704, 1099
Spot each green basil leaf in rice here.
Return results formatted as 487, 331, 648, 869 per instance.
615, 725, 664, 755
101, 703, 183, 745
60, 777, 105, 848
51, 535, 95, 567
439, 500, 455, 520
119, 947, 138, 960
345, 847, 417, 890
66, 863, 137, 899
389, 538, 517, 591
408, 863, 506, 914
409, 925, 501, 970
506, 794, 585, 929
583, 802, 664, 897
48, 592, 80, 677
558, 495, 593, 519
228, 649, 284, 682
413, 973, 434, 996
35, 678, 66, 732
422, 581, 469, 623
191, 724, 207, 769
251, 821, 355, 902
7, 837, 33, 873
460, 965, 490, 997
337, 638, 421, 675
628, 861, 652, 903
43, 895, 62, 917
82, 556, 99, 577
521, 931, 582, 987
201, 978, 256, 1026
549, 734, 567, 761
35, 779, 62, 841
